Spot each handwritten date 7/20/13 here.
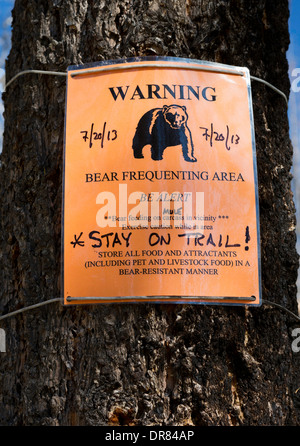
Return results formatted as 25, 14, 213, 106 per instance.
80, 122, 117, 149
200, 123, 240, 151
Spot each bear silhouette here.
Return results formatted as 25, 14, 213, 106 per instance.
132, 104, 197, 162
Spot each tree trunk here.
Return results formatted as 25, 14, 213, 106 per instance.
0, 0, 299, 426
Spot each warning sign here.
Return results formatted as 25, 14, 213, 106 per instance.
62, 57, 261, 306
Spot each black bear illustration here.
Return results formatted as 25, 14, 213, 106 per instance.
132, 104, 197, 162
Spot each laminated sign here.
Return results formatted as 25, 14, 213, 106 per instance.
62, 57, 261, 306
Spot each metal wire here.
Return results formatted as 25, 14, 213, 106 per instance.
0, 296, 299, 324
250, 75, 288, 105
3, 68, 288, 105
262, 299, 300, 323
3, 69, 67, 91
0, 298, 62, 322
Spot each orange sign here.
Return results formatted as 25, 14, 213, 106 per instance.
62, 57, 261, 306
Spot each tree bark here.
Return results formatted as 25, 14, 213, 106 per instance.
0, 0, 299, 426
